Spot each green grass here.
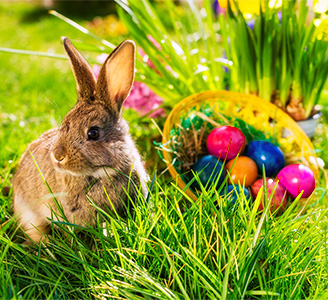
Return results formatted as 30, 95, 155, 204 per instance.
1, 2, 328, 299
1, 176, 328, 299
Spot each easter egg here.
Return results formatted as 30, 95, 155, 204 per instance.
251, 178, 287, 213
277, 164, 315, 198
244, 140, 285, 177
207, 126, 246, 161
192, 155, 225, 190
225, 156, 258, 187
220, 184, 251, 206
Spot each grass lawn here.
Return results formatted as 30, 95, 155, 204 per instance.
1, 2, 328, 299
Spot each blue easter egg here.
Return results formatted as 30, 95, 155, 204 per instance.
220, 184, 251, 206
192, 155, 225, 190
244, 141, 285, 177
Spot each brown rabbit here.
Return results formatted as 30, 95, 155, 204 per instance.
13, 38, 149, 243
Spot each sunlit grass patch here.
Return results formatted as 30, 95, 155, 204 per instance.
1, 171, 327, 299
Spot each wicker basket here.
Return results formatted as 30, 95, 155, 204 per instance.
162, 91, 319, 199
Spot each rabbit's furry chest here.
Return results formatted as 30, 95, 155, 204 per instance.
13, 127, 145, 232
59, 170, 139, 221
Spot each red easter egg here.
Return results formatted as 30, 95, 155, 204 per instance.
277, 164, 315, 198
206, 126, 246, 161
225, 156, 258, 187
251, 178, 288, 213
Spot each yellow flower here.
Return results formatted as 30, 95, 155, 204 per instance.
278, 136, 295, 153
218, 0, 281, 14
88, 14, 128, 38
313, 16, 328, 41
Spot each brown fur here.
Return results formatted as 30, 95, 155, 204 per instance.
13, 38, 149, 243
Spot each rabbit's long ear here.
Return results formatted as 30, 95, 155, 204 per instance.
95, 40, 135, 115
62, 37, 96, 102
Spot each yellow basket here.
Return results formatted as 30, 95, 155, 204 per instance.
162, 91, 319, 200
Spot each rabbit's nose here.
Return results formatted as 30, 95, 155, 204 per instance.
56, 155, 66, 162
52, 145, 67, 163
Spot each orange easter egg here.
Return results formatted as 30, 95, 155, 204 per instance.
226, 156, 258, 187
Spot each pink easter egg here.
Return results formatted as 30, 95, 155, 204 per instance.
206, 126, 246, 161
277, 164, 315, 198
251, 178, 287, 213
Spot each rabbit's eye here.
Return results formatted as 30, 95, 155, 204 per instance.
87, 127, 100, 141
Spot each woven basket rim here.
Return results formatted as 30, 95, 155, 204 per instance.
162, 90, 319, 200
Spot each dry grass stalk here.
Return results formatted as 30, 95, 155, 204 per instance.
172, 122, 213, 174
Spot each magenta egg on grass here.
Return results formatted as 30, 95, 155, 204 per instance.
277, 164, 315, 198
251, 178, 287, 213
207, 126, 246, 161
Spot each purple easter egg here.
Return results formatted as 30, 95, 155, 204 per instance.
277, 164, 315, 198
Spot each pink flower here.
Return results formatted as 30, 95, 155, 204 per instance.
97, 53, 108, 64
147, 35, 162, 51
138, 47, 156, 69
137, 35, 164, 72
93, 64, 101, 79
93, 53, 108, 79
125, 81, 165, 118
